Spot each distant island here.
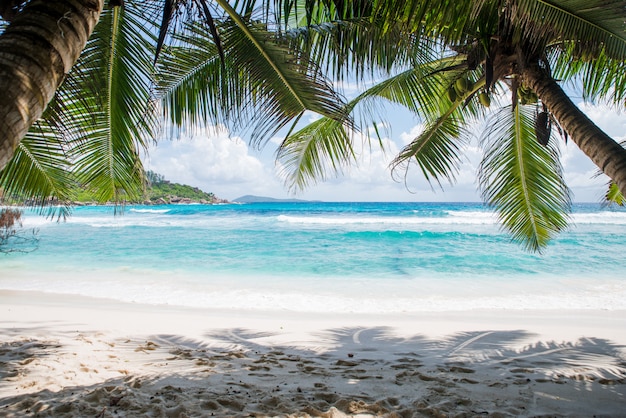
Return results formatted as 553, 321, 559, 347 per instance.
233, 195, 319, 203
72, 171, 228, 206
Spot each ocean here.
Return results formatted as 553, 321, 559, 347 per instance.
1, 202, 625, 313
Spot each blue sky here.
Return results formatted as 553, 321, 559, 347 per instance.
143, 98, 625, 203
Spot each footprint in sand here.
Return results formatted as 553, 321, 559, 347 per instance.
135, 341, 159, 352
446, 365, 476, 374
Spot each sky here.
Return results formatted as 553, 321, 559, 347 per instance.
143, 98, 625, 203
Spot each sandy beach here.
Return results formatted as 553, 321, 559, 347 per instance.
0, 290, 625, 417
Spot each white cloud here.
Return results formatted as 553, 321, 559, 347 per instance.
333, 77, 382, 99
143, 125, 282, 200
399, 124, 424, 145
577, 102, 625, 139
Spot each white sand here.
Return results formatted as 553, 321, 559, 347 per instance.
1, 290, 625, 417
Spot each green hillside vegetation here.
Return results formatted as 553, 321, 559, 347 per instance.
147, 181, 216, 202
141, 170, 224, 204
1, 171, 226, 205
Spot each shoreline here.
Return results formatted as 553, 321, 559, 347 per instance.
2, 289, 626, 339
1, 289, 625, 417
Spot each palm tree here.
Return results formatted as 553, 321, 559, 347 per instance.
0, 0, 102, 172
1, 0, 623, 252
275, 0, 626, 251
0, 1, 156, 214
0, 0, 348, 214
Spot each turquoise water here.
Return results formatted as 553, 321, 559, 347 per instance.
1, 202, 625, 312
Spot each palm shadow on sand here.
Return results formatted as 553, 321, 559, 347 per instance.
1, 326, 625, 417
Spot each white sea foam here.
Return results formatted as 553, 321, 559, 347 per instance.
571, 211, 626, 225
129, 208, 171, 214
52, 214, 232, 229
19, 216, 58, 228
20, 207, 626, 230
23, 212, 625, 233
276, 212, 498, 226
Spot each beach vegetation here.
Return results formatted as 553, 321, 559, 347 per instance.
1, 170, 222, 205
145, 170, 166, 186
142, 172, 220, 204
0, 208, 38, 253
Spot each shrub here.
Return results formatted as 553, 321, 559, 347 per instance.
0, 208, 38, 253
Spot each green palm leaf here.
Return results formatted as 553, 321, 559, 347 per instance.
551, 47, 626, 105
358, 55, 467, 112
387, 64, 483, 187
154, 22, 230, 129
479, 104, 571, 252
0, 121, 74, 218
277, 116, 356, 191
286, 18, 437, 81
157, 3, 349, 147
277, 56, 478, 191
221, 16, 349, 145
64, 4, 156, 203
605, 182, 624, 206
369, 0, 476, 43
392, 110, 469, 188
512, 0, 626, 60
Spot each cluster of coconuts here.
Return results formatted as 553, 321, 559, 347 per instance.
518, 85, 538, 105
447, 77, 491, 107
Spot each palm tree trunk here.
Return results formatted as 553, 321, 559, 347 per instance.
0, 0, 103, 171
522, 63, 626, 197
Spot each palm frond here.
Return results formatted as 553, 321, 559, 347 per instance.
277, 53, 487, 192
479, 104, 571, 252
392, 112, 468, 188
605, 182, 624, 206
551, 46, 626, 106
154, 22, 231, 129
62, 3, 157, 204
161, 7, 350, 147
277, 116, 356, 191
280, 0, 374, 28
286, 18, 439, 81
276, 54, 470, 191
0, 121, 73, 218
389, 65, 484, 187
359, 56, 467, 112
223, 21, 349, 145
370, 0, 476, 43
512, 0, 626, 60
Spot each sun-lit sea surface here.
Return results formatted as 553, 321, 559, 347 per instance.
1, 202, 625, 313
